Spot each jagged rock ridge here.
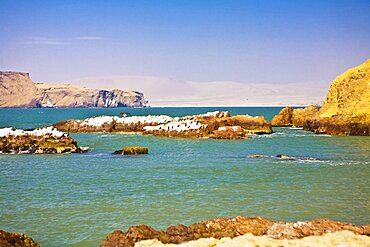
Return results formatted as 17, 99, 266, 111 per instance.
0, 71, 148, 108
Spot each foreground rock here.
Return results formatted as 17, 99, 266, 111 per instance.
0, 71, 148, 108
0, 230, 41, 247
0, 127, 85, 154
53, 111, 272, 139
304, 60, 370, 135
100, 216, 370, 247
114, 146, 149, 155
136, 231, 370, 247
271, 105, 319, 127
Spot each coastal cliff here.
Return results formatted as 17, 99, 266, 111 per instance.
304, 60, 370, 135
0, 71, 148, 108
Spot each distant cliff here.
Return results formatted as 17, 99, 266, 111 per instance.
0, 71, 148, 108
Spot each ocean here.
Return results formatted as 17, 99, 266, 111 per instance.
0, 107, 369, 247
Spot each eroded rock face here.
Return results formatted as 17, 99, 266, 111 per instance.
100, 216, 370, 247
0, 71, 148, 108
53, 111, 272, 139
304, 60, 370, 135
271, 105, 319, 127
0, 72, 40, 107
0, 230, 41, 247
0, 127, 84, 154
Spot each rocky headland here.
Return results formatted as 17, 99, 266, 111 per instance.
52, 111, 272, 139
271, 59, 370, 135
0, 71, 148, 108
304, 59, 370, 135
0, 126, 86, 154
100, 216, 370, 247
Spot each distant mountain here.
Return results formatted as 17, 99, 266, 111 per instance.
0, 71, 148, 108
70, 75, 329, 106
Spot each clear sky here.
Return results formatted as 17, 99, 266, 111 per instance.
1, 0, 369, 86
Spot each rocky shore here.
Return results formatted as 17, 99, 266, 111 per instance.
0, 230, 41, 247
101, 216, 370, 247
0, 71, 148, 108
0, 126, 85, 154
270, 59, 370, 135
53, 111, 272, 139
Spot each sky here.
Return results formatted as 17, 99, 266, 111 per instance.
1, 0, 369, 105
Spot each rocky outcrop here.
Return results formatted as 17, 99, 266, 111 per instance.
136, 231, 370, 247
100, 216, 370, 247
53, 111, 272, 139
271, 105, 319, 127
0, 127, 86, 154
0, 71, 148, 108
113, 146, 149, 155
304, 60, 370, 135
0, 230, 41, 247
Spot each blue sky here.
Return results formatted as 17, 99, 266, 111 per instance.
0, 0, 369, 85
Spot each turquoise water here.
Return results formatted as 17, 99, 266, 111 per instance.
0, 107, 369, 247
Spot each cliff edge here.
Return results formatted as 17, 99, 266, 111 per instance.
0, 71, 148, 108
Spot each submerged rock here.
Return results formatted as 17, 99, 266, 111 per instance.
53, 111, 272, 139
100, 216, 370, 247
304, 59, 370, 135
0, 127, 85, 154
113, 146, 148, 155
0, 230, 41, 247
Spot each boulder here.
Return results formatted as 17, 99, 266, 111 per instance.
113, 146, 148, 155
304, 60, 370, 135
271, 107, 293, 126
271, 105, 319, 127
0, 230, 41, 247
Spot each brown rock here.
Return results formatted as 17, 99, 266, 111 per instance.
292, 105, 319, 127
271, 106, 293, 126
113, 146, 148, 155
101, 216, 369, 247
0, 230, 41, 247
271, 105, 318, 127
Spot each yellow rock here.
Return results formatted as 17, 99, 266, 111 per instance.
319, 59, 370, 123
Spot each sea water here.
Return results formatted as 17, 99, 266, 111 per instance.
0, 107, 369, 247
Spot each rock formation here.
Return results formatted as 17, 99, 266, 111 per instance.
100, 216, 370, 247
304, 60, 370, 135
0, 230, 41, 247
0, 126, 86, 154
53, 111, 272, 139
271, 105, 319, 127
113, 146, 149, 155
0, 71, 148, 108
